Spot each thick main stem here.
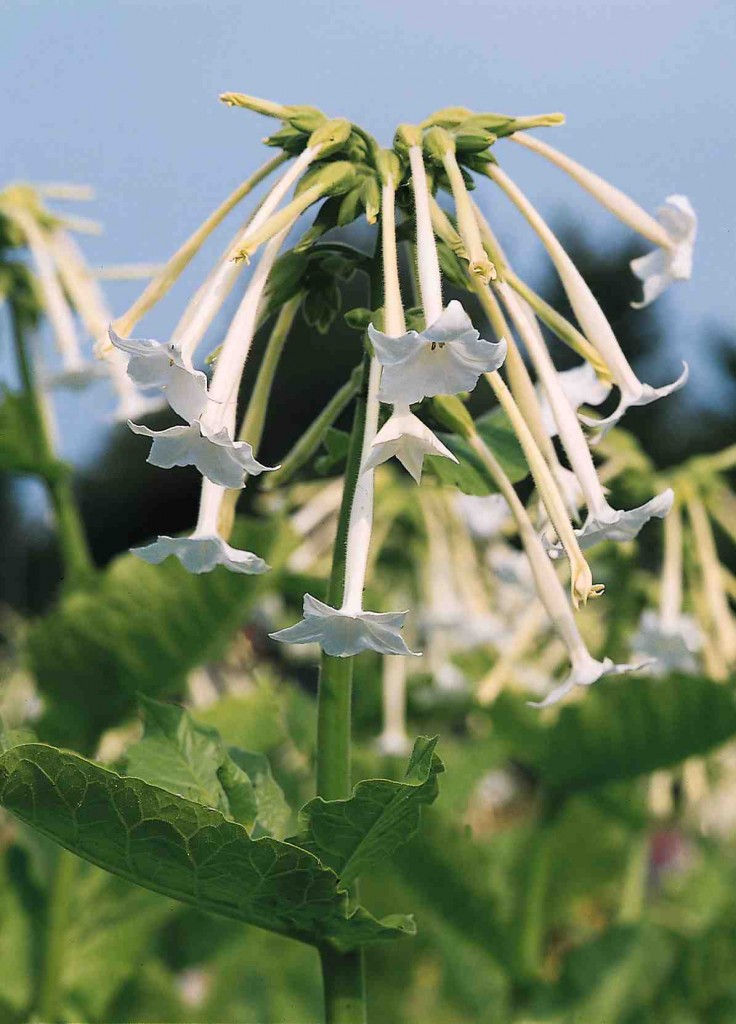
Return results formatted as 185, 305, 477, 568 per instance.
10, 303, 93, 585
316, 354, 370, 1024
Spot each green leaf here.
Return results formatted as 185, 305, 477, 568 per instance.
314, 427, 350, 475
127, 697, 229, 812
427, 406, 529, 495
228, 748, 291, 841
293, 737, 444, 888
26, 516, 294, 749
494, 675, 736, 797
0, 744, 414, 951
217, 753, 259, 831
0, 387, 54, 477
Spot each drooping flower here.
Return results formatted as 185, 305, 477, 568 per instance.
271, 361, 419, 657
364, 156, 459, 482
128, 421, 274, 489
370, 300, 506, 406
460, 408, 650, 706
631, 610, 701, 676
362, 406, 457, 483
488, 165, 688, 433
126, 223, 289, 486
108, 327, 210, 423
498, 282, 675, 552
630, 196, 697, 308
133, 478, 269, 575
271, 593, 416, 657
509, 134, 696, 309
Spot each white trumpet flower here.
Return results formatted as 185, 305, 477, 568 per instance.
370, 301, 506, 406
467, 428, 649, 707
128, 224, 288, 486
489, 165, 688, 433
362, 406, 457, 483
271, 360, 419, 657
109, 328, 210, 423
133, 477, 269, 575
128, 421, 274, 489
630, 196, 697, 308
498, 283, 674, 552
510, 134, 696, 309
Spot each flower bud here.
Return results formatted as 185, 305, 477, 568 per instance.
308, 117, 352, 158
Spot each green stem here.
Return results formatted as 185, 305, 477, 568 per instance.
319, 945, 367, 1024
316, 351, 370, 1023
36, 848, 77, 1022
264, 369, 362, 493
10, 302, 93, 586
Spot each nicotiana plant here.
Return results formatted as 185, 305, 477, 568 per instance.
2, 91, 729, 1024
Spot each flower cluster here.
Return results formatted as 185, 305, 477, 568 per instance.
102, 93, 699, 708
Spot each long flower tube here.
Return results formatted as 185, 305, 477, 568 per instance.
112, 152, 288, 340
485, 371, 602, 607
369, 134, 506, 406
433, 161, 596, 574
510, 133, 696, 310
496, 281, 673, 549
363, 161, 458, 482
271, 355, 420, 657
434, 398, 647, 706
110, 144, 321, 418
377, 653, 412, 756
486, 164, 688, 433
129, 226, 291, 489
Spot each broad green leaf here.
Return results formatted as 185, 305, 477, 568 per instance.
294, 737, 444, 887
26, 516, 294, 748
0, 744, 414, 951
228, 748, 291, 840
493, 675, 736, 796
217, 754, 259, 831
427, 406, 529, 495
0, 387, 55, 477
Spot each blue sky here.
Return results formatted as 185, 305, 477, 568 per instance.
1, 0, 734, 461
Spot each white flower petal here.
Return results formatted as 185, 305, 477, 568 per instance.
129, 421, 275, 488
630, 195, 696, 308
132, 534, 270, 575
369, 303, 506, 406
108, 327, 210, 422
269, 593, 420, 658
362, 409, 458, 483
528, 653, 652, 708
547, 488, 673, 554
579, 363, 689, 438
537, 363, 612, 437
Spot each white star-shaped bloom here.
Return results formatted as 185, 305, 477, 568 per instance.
132, 534, 270, 575
529, 651, 652, 708
109, 327, 210, 423
269, 594, 420, 658
630, 195, 696, 308
631, 610, 701, 675
362, 407, 458, 483
369, 300, 506, 406
128, 421, 275, 489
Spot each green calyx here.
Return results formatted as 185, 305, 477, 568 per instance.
394, 123, 424, 155
375, 149, 403, 188
309, 117, 352, 157
424, 125, 455, 162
